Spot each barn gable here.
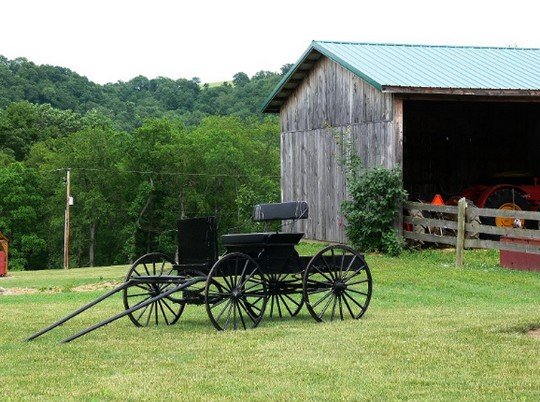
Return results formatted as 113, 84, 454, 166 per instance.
264, 41, 540, 113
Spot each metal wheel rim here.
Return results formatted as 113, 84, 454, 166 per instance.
303, 245, 372, 322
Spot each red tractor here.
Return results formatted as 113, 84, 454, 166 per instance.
461, 176, 540, 229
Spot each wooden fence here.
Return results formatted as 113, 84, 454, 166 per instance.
403, 199, 540, 266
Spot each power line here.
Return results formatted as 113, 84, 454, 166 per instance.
50, 167, 280, 179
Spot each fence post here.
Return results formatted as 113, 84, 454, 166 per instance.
455, 197, 467, 267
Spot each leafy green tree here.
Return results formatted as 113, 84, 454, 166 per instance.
233, 72, 250, 87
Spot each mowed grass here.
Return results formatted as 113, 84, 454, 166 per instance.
1, 247, 539, 400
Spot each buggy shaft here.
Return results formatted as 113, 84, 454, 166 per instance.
25, 280, 134, 342
60, 277, 202, 343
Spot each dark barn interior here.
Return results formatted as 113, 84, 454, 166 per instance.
403, 100, 540, 201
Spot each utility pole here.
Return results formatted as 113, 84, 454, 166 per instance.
64, 168, 71, 270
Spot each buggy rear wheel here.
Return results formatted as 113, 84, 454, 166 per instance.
303, 245, 372, 322
266, 273, 303, 318
205, 252, 268, 330
123, 253, 184, 327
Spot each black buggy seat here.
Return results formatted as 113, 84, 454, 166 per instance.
221, 201, 308, 248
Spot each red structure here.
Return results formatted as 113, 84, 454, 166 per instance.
500, 237, 540, 271
0, 231, 8, 276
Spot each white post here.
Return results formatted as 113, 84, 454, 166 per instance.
455, 197, 467, 267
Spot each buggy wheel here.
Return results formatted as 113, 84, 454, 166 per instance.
205, 252, 268, 330
123, 253, 184, 327
266, 273, 304, 318
303, 245, 372, 322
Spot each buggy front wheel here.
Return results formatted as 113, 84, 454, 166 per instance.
123, 253, 184, 327
205, 253, 268, 330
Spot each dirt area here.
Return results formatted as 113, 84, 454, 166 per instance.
528, 328, 540, 338
72, 281, 120, 292
0, 281, 121, 296
0, 287, 39, 295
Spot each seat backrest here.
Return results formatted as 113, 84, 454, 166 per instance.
253, 201, 309, 222
177, 217, 218, 266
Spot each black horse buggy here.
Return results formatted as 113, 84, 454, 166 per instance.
28, 202, 372, 343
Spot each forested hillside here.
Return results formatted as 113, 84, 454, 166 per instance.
0, 56, 288, 270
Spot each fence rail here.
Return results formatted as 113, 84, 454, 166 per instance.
403, 199, 540, 266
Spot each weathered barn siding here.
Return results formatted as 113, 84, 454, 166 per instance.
280, 57, 402, 242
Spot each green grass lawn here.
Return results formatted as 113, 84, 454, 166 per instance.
1, 248, 539, 400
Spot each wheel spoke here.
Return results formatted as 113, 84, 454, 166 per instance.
282, 293, 301, 308
233, 257, 240, 287
145, 303, 153, 326
222, 302, 234, 330
237, 302, 247, 329
342, 255, 358, 278
216, 299, 233, 322
338, 295, 344, 320
243, 281, 264, 293
341, 293, 356, 318
320, 255, 337, 281
306, 277, 332, 285
240, 259, 250, 281
269, 294, 275, 317
347, 289, 369, 297
276, 294, 283, 318
209, 295, 230, 309
158, 300, 170, 325
278, 294, 294, 316
311, 263, 335, 283
318, 294, 335, 319
343, 266, 366, 283
127, 292, 151, 298
244, 297, 263, 313
221, 274, 234, 291
161, 297, 179, 317
134, 284, 152, 292
330, 295, 338, 321
238, 267, 259, 288
339, 249, 346, 278
136, 303, 150, 321
238, 299, 257, 323
159, 260, 166, 275
343, 291, 366, 311
233, 300, 238, 330
311, 290, 333, 308
305, 287, 332, 296
345, 279, 369, 286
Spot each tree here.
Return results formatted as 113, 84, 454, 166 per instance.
0, 163, 47, 269
233, 72, 250, 87
281, 63, 293, 75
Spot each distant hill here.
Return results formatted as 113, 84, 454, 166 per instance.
0, 55, 289, 131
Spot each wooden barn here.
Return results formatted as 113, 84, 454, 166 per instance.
262, 41, 540, 242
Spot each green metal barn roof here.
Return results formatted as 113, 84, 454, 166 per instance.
263, 41, 540, 113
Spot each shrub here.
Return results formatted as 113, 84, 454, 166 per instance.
342, 164, 407, 256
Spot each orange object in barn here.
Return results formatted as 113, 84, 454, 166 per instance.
431, 194, 445, 206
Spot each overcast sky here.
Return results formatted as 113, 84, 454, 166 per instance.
1, 0, 539, 84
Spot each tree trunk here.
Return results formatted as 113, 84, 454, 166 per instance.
89, 222, 96, 267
